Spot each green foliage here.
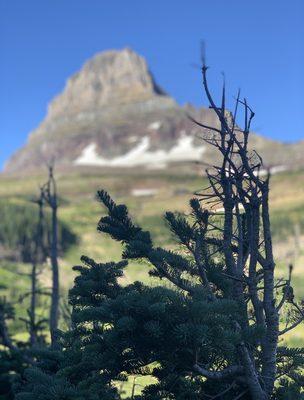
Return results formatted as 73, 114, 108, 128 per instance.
276, 379, 304, 400
0, 295, 31, 400
0, 349, 26, 400
0, 201, 77, 263
12, 190, 304, 398
271, 205, 304, 240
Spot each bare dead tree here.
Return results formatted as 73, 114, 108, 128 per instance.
28, 188, 47, 346
41, 164, 60, 345
13, 187, 50, 346
188, 56, 304, 399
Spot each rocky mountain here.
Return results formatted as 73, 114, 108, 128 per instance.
4, 48, 303, 174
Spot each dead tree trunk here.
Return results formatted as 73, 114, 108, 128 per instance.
50, 197, 59, 343
29, 189, 45, 346
188, 54, 292, 399
42, 164, 59, 345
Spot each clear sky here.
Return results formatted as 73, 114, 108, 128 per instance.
1, 0, 303, 169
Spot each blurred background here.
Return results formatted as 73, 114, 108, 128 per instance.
0, 0, 303, 345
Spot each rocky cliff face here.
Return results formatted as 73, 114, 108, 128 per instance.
46, 48, 168, 120
4, 48, 303, 173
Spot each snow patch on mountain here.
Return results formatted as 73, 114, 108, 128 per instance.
148, 121, 162, 130
131, 188, 159, 197
74, 135, 206, 168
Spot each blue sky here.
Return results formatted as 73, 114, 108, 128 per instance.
1, 0, 303, 169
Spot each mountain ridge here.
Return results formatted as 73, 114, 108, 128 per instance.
4, 48, 304, 174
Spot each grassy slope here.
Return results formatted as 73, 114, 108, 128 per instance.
0, 168, 304, 347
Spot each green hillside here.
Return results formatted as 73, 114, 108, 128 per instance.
1, 167, 304, 345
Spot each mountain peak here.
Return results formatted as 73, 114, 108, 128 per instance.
4, 48, 303, 174
46, 47, 167, 121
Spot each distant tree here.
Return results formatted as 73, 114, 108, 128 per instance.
15, 63, 304, 399
41, 164, 61, 345
19, 189, 48, 347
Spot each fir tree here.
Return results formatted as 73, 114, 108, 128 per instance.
18, 180, 304, 398
0, 291, 31, 400
15, 258, 128, 400
93, 58, 304, 398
